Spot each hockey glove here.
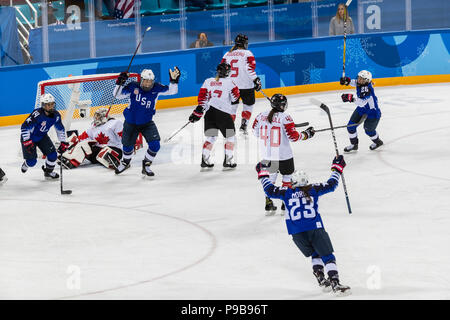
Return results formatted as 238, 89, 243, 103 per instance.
255, 162, 270, 179
116, 72, 129, 86
22, 140, 34, 153
301, 126, 315, 140
57, 141, 69, 154
341, 93, 355, 103
253, 77, 262, 91
189, 106, 204, 123
169, 66, 181, 84
331, 155, 346, 174
340, 77, 351, 86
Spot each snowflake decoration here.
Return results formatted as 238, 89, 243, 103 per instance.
180, 70, 188, 82
416, 43, 429, 59
201, 52, 211, 61
281, 48, 295, 66
399, 58, 418, 77
302, 63, 322, 84
339, 38, 376, 68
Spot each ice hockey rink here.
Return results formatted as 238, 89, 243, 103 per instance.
0, 82, 449, 300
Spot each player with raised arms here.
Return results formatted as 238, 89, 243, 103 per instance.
340, 70, 383, 152
252, 94, 315, 215
113, 66, 180, 177
188, 62, 240, 170
255, 156, 351, 296
221, 34, 261, 135
20, 93, 69, 180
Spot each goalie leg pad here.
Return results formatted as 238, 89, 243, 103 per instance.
96, 146, 121, 169
62, 140, 93, 168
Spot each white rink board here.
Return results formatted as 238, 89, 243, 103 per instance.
1, 83, 449, 299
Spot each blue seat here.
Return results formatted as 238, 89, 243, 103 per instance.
159, 0, 180, 14
230, 0, 249, 8
15, 4, 35, 25
141, 0, 168, 15
247, 0, 268, 7
207, 0, 225, 10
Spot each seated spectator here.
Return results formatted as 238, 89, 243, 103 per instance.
329, 3, 355, 36
190, 33, 214, 48
38, 2, 64, 26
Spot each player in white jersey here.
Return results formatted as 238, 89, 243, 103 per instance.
188, 62, 240, 169
60, 108, 124, 170
221, 34, 262, 135
252, 94, 315, 215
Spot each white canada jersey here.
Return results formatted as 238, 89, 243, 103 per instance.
78, 118, 123, 149
198, 77, 240, 115
221, 49, 257, 89
253, 110, 306, 161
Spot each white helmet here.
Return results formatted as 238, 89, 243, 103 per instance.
291, 170, 309, 188
357, 70, 372, 83
41, 93, 55, 104
93, 108, 109, 127
140, 69, 155, 91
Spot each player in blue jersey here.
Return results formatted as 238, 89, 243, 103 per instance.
0, 167, 7, 185
20, 93, 69, 180
340, 70, 383, 152
113, 67, 181, 176
256, 155, 351, 296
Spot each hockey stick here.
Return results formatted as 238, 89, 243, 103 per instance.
342, 0, 353, 78
314, 114, 367, 132
294, 122, 309, 128
106, 26, 152, 117
310, 98, 352, 214
59, 156, 72, 195
260, 89, 272, 102
164, 121, 190, 143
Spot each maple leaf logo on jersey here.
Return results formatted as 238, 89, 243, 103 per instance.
95, 132, 110, 145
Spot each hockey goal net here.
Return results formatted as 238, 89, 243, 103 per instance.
35, 73, 140, 131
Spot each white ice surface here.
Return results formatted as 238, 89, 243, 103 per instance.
1, 83, 449, 300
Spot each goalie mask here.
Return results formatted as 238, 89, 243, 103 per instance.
140, 69, 155, 91
41, 93, 56, 114
357, 70, 372, 85
270, 94, 288, 112
93, 108, 109, 127
291, 170, 309, 188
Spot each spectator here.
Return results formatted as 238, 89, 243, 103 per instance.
329, 3, 355, 36
38, 2, 64, 26
189, 33, 214, 48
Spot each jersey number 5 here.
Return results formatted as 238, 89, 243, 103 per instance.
288, 197, 316, 221
230, 59, 239, 77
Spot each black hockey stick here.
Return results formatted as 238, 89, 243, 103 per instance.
164, 121, 190, 143
314, 114, 367, 132
310, 98, 352, 214
260, 89, 272, 102
59, 155, 72, 195
294, 122, 309, 128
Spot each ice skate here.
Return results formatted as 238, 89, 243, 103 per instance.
239, 119, 248, 136
265, 197, 277, 216
343, 144, 358, 153
200, 155, 214, 171
223, 155, 237, 170
142, 160, 155, 177
114, 160, 130, 175
313, 270, 332, 293
280, 202, 286, 216
330, 278, 352, 297
369, 138, 383, 150
42, 165, 59, 180
21, 161, 29, 173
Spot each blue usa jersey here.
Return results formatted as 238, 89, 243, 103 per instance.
350, 79, 381, 119
114, 81, 178, 125
260, 170, 341, 234
21, 108, 66, 142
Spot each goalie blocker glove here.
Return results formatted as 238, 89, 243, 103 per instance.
340, 77, 351, 85
341, 93, 355, 103
169, 66, 181, 84
116, 72, 129, 86
331, 155, 346, 174
189, 106, 204, 123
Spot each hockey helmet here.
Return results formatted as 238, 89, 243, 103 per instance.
93, 108, 109, 127
270, 94, 288, 112
140, 69, 155, 91
234, 33, 248, 49
41, 93, 56, 113
216, 62, 231, 78
291, 170, 309, 188
357, 70, 372, 84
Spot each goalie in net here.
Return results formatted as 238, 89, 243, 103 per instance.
60, 108, 140, 170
